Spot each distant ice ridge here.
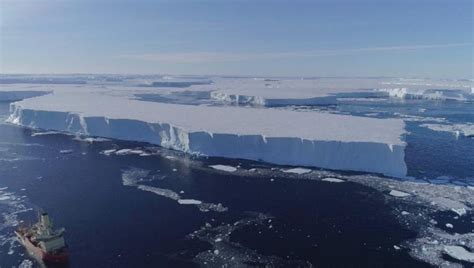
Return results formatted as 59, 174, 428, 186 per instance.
208, 78, 382, 106
210, 90, 338, 106
376, 88, 473, 101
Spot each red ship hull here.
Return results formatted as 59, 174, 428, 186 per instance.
16, 231, 69, 264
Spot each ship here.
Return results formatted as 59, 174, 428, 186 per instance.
15, 212, 69, 264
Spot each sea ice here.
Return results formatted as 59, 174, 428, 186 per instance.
443, 246, 474, 263
283, 168, 312, 174
121, 167, 227, 212
388, 190, 411, 197
420, 123, 474, 137
178, 199, 203, 205
321, 177, 345, 183
209, 165, 237, 172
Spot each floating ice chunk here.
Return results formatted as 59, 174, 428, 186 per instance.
0, 195, 12, 201
321, 177, 345, 183
401, 211, 410, 215
18, 259, 34, 268
393, 245, 401, 250
101, 149, 116, 156
178, 199, 203, 205
59, 150, 73, 154
445, 223, 453, 228
121, 168, 227, 212
451, 208, 467, 216
389, 190, 411, 197
209, 165, 237, 172
138, 185, 181, 200
114, 149, 145, 155
74, 136, 110, 143
31, 131, 65, 137
420, 123, 474, 138
443, 246, 474, 263
283, 168, 312, 174
115, 149, 133, 155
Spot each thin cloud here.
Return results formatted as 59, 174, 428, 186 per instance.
117, 43, 471, 63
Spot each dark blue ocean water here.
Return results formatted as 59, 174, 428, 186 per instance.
294, 99, 474, 184
0, 102, 436, 267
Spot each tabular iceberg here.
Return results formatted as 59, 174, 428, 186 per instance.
2, 77, 410, 177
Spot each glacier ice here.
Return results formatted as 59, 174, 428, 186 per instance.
0, 77, 415, 177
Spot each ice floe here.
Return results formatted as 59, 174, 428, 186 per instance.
188, 213, 310, 267
388, 190, 411, 197
420, 123, 474, 138
321, 177, 345, 183
209, 165, 237, 172
121, 168, 227, 213
31, 131, 67, 137
283, 167, 312, 174
0, 187, 33, 259
443, 245, 474, 263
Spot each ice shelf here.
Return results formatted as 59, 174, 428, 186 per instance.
2, 76, 410, 177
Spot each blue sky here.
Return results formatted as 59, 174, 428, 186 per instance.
0, 0, 472, 78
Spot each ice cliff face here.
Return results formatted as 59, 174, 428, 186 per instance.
8, 101, 407, 177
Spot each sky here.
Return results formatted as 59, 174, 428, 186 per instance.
0, 0, 472, 78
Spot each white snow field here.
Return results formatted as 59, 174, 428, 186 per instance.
3, 75, 469, 177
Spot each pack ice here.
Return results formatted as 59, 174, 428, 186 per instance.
0, 76, 419, 177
